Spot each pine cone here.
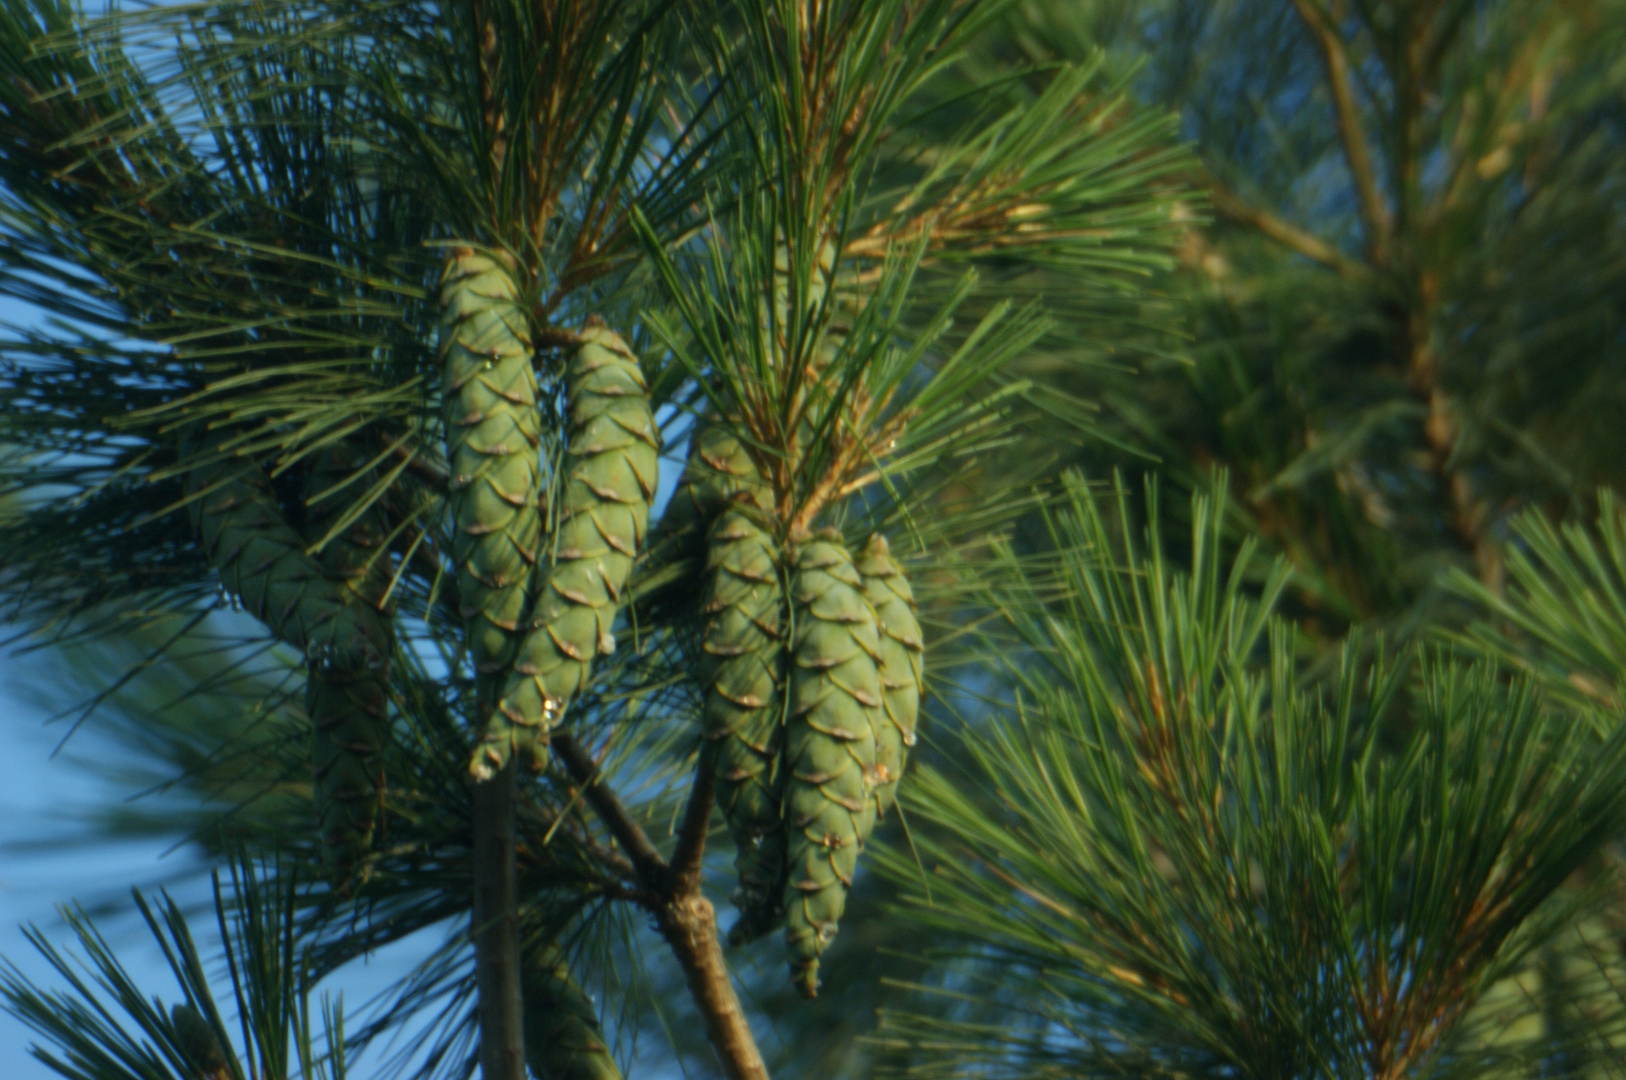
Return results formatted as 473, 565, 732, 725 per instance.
857, 533, 922, 817
522, 947, 622, 1080
473, 325, 659, 776
696, 500, 790, 944
170, 1003, 233, 1080
439, 247, 542, 684
781, 530, 883, 996
303, 442, 395, 880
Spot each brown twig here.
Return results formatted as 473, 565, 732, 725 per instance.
552, 733, 770, 1080
660, 889, 767, 1080
1389, 8, 1499, 588
532, 324, 586, 351
389, 440, 449, 491
471, 762, 526, 1080
1290, 0, 1392, 264
552, 733, 669, 880
1206, 182, 1370, 281
669, 759, 717, 896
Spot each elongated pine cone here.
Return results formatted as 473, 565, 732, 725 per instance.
473, 324, 658, 777
781, 530, 883, 996
439, 247, 541, 690
856, 533, 921, 817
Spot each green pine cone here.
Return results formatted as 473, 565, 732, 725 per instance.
768, 239, 836, 346
473, 325, 659, 777
439, 247, 542, 684
698, 500, 790, 945
522, 947, 622, 1080
656, 422, 766, 565
637, 421, 768, 624
187, 450, 389, 675
188, 445, 391, 872
857, 533, 922, 818
782, 530, 883, 997
170, 1003, 232, 1079
303, 443, 394, 878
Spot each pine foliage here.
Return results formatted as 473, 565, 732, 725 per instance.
875, 479, 1626, 1079
1, 856, 348, 1080
9, 1, 1621, 1079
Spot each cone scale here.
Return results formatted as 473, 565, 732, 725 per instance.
781, 530, 883, 996
473, 325, 659, 776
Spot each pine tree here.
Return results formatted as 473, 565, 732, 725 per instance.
992, 0, 1626, 633
873, 477, 1626, 1079
0, 1, 1185, 1077
7, 1, 1624, 1078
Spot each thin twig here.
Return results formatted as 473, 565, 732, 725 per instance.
533, 325, 586, 351
1290, 0, 1392, 263
551, 733, 770, 1080
389, 440, 449, 491
669, 760, 716, 898
1207, 181, 1370, 281
552, 732, 668, 882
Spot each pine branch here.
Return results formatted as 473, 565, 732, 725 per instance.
659, 889, 766, 1080
472, 762, 526, 1080
553, 732, 667, 882
1206, 180, 1369, 279
668, 756, 716, 898
1412, 351, 1501, 586
1289, 0, 1392, 264
552, 733, 769, 1080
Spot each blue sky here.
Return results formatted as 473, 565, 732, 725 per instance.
0, 676, 201, 1077
0, 664, 460, 1077
0, 269, 436, 1075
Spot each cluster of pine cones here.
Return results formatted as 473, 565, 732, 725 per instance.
441, 246, 924, 996
659, 425, 924, 997
188, 243, 920, 1002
